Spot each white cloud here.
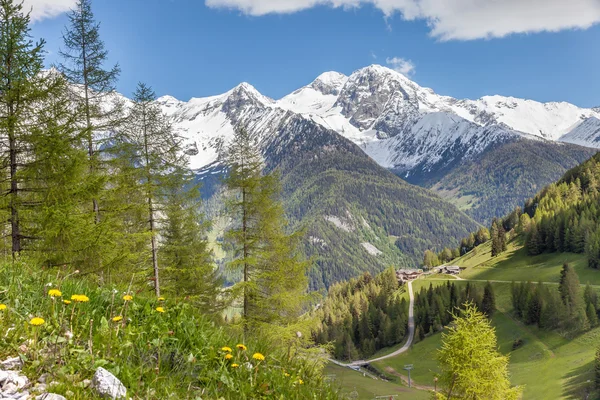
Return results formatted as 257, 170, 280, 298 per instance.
204, 0, 600, 41
385, 56, 415, 76
22, 0, 76, 22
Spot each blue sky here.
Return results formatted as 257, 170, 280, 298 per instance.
28, 0, 600, 107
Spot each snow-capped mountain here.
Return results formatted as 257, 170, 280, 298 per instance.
158, 64, 599, 179
559, 117, 600, 148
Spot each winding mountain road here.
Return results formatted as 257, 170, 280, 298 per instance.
331, 280, 415, 368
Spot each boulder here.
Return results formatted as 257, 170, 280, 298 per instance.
91, 367, 126, 399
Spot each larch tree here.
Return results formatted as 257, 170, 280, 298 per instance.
435, 303, 522, 400
0, 0, 47, 257
58, 0, 121, 223
223, 127, 310, 336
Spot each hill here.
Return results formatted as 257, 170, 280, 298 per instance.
356, 153, 600, 399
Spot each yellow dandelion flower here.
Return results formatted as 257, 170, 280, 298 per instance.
252, 353, 265, 361
155, 307, 165, 313
0, 304, 6, 311
71, 294, 89, 303
158, 297, 165, 301
224, 354, 233, 360
231, 363, 239, 368
48, 289, 62, 297
284, 372, 290, 377
221, 346, 232, 353
236, 344, 247, 351
123, 294, 133, 301
29, 317, 45, 326
297, 379, 304, 385
63, 300, 71, 305
112, 315, 123, 322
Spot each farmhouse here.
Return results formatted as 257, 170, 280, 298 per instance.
396, 268, 422, 283
439, 265, 461, 275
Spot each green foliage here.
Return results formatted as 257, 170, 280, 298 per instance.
0, 261, 339, 399
435, 303, 521, 400
520, 153, 600, 267
313, 268, 408, 360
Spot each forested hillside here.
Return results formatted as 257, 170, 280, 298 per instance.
312, 269, 408, 360
206, 113, 481, 289
420, 138, 597, 224
522, 152, 600, 267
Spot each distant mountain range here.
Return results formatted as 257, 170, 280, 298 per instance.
156, 64, 598, 224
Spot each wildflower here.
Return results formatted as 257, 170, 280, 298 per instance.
231, 363, 239, 368
236, 344, 247, 351
48, 289, 62, 297
252, 353, 265, 361
225, 354, 233, 360
155, 307, 165, 313
221, 346, 232, 353
29, 317, 45, 326
0, 304, 6, 311
158, 297, 165, 301
112, 316, 123, 322
284, 372, 290, 377
71, 294, 89, 303
123, 294, 133, 301
297, 379, 304, 385
63, 300, 71, 305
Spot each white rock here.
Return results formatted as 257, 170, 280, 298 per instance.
36, 395, 66, 400
0, 357, 22, 371
91, 367, 126, 399
0, 370, 9, 384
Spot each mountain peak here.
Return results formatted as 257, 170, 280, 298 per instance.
227, 82, 273, 105
308, 71, 348, 96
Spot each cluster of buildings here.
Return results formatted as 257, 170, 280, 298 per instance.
395, 265, 461, 284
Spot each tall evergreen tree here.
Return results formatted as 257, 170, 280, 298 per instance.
59, 0, 121, 222
224, 127, 309, 335
0, 0, 47, 256
116, 83, 180, 295
481, 282, 496, 318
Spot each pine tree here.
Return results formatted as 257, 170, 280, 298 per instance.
526, 221, 541, 256
22, 73, 98, 267
491, 220, 501, 257
481, 282, 496, 318
0, 0, 48, 256
59, 0, 122, 223
160, 169, 221, 312
116, 83, 180, 295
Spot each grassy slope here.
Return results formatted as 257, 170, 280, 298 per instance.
373, 242, 600, 399
324, 364, 430, 400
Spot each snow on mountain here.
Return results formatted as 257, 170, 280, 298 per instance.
156, 64, 599, 174
559, 117, 600, 147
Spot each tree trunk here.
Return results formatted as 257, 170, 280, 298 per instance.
81, 16, 99, 224
9, 110, 19, 256
142, 104, 159, 296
